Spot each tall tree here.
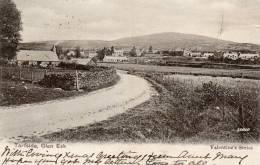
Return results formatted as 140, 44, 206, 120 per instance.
0, 0, 22, 60
110, 46, 114, 55
97, 47, 111, 61
148, 45, 153, 53
55, 45, 63, 57
97, 48, 105, 61
75, 46, 81, 58
129, 46, 137, 57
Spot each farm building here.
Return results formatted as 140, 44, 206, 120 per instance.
112, 49, 124, 57
103, 56, 128, 63
183, 50, 202, 57
136, 49, 144, 57
239, 53, 259, 61
66, 50, 76, 57
190, 51, 202, 57
223, 52, 239, 60
183, 50, 191, 57
16, 50, 60, 67
83, 50, 98, 58
70, 58, 97, 66
202, 52, 214, 58
79, 50, 87, 58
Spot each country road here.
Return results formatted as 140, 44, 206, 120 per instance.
0, 71, 153, 140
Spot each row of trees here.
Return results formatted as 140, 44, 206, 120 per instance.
52, 45, 82, 59
0, 0, 22, 60
96, 46, 115, 61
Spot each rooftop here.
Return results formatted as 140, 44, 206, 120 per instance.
16, 50, 59, 62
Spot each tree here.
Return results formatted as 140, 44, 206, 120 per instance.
0, 0, 22, 60
110, 46, 114, 55
55, 45, 63, 57
75, 46, 81, 58
97, 47, 110, 61
129, 46, 137, 57
148, 45, 153, 53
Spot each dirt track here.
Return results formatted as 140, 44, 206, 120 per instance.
0, 71, 153, 140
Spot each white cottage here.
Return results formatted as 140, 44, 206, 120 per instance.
112, 49, 124, 57
239, 53, 259, 61
203, 52, 214, 58
70, 58, 96, 66
103, 56, 128, 63
223, 52, 239, 60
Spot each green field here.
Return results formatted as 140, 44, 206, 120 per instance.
99, 63, 260, 79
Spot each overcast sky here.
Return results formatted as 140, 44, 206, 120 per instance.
14, 0, 260, 44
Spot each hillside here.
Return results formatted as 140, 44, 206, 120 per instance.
19, 40, 110, 50
19, 32, 260, 51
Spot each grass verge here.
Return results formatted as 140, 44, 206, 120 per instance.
37, 72, 260, 143
0, 75, 120, 107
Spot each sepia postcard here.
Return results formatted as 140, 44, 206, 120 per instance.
0, 0, 260, 164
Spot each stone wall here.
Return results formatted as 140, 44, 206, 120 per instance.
76, 68, 117, 90
39, 67, 117, 90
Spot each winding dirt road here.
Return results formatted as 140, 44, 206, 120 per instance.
0, 71, 153, 140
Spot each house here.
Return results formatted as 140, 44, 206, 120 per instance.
88, 51, 97, 58
16, 50, 60, 67
202, 52, 214, 59
190, 51, 202, 57
70, 58, 96, 66
223, 52, 239, 60
183, 50, 191, 57
136, 49, 144, 57
183, 50, 202, 57
112, 49, 124, 57
103, 56, 128, 63
239, 53, 259, 61
67, 50, 76, 57
83, 50, 97, 58
80, 50, 87, 58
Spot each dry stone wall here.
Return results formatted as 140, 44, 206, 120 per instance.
77, 68, 117, 90
39, 67, 117, 90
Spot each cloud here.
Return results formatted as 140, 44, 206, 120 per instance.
13, 0, 260, 44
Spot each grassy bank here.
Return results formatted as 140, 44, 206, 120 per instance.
0, 75, 120, 107
39, 72, 260, 143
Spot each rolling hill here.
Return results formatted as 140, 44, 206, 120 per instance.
19, 32, 260, 51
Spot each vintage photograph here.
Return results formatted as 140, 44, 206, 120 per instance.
0, 0, 260, 146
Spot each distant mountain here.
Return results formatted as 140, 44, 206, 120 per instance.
19, 32, 260, 51
19, 40, 110, 50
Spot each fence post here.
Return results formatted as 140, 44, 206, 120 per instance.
31, 69, 34, 84
75, 70, 79, 91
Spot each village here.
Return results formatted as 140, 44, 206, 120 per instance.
11, 44, 260, 69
